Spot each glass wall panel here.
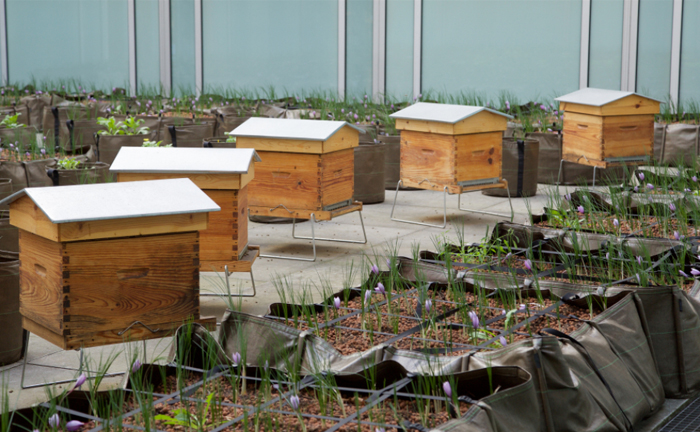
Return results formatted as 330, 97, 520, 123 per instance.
680, 0, 700, 104
202, 0, 337, 96
136, 0, 161, 92
636, 0, 672, 101
6, 0, 129, 90
346, 0, 373, 98
588, 0, 623, 90
171, 0, 196, 94
386, 0, 413, 101
422, 0, 581, 103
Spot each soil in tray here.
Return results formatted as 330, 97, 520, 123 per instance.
120, 371, 468, 432
491, 302, 597, 343
285, 288, 475, 354
535, 213, 653, 235
535, 213, 699, 239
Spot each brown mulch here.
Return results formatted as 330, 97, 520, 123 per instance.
535, 213, 699, 240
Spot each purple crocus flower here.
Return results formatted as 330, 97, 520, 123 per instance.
606, 252, 610, 259
443, 381, 452, 398
290, 395, 300, 410
425, 299, 432, 314
232, 352, 242, 367
577, 205, 585, 215
524, 259, 532, 271
500, 336, 508, 346
333, 296, 341, 309
636, 256, 643, 265
692, 268, 700, 277
375, 283, 385, 295
647, 183, 654, 191
73, 373, 86, 390
613, 219, 619, 228
519, 304, 526, 310
670, 203, 677, 212
48, 413, 60, 429
468, 311, 480, 328
564, 193, 571, 201
638, 173, 645, 181
693, 176, 698, 182
364, 290, 371, 303
674, 231, 681, 240
371, 264, 379, 275
132, 359, 142, 373
634, 186, 639, 192
66, 420, 84, 431
680, 270, 690, 278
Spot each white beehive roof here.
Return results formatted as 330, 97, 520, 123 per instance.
0, 178, 220, 223
555, 88, 663, 106
230, 118, 363, 141
110, 147, 261, 174
390, 102, 513, 123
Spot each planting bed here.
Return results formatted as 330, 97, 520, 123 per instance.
18, 363, 522, 432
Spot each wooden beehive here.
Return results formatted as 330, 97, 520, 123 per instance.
556, 88, 662, 168
110, 147, 261, 272
390, 103, 512, 193
2, 178, 219, 350
231, 118, 362, 220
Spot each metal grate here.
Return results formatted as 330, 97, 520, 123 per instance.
660, 398, 700, 431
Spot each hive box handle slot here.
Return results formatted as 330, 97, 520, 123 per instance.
116, 268, 150, 280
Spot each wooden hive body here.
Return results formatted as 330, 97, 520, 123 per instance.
232, 118, 361, 220
5, 179, 218, 349
391, 103, 511, 193
111, 147, 260, 272
557, 89, 661, 168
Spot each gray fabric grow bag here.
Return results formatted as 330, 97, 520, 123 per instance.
0, 250, 22, 366
354, 141, 386, 204
483, 138, 538, 198
653, 122, 700, 167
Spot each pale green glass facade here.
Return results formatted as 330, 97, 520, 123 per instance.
1, 0, 696, 104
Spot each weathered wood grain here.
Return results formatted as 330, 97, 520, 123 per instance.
10, 196, 59, 241
236, 126, 358, 154
562, 112, 654, 165
454, 132, 502, 183
62, 232, 200, 335
201, 245, 259, 273
560, 96, 660, 116
24, 315, 217, 350
117, 172, 246, 190
400, 130, 456, 187
248, 201, 362, 221
320, 148, 354, 207
18, 230, 63, 333
246, 151, 321, 210
57, 213, 208, 242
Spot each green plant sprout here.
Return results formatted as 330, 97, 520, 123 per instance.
142, 138, 171, 147
56, 157, 81, 170
0, 113, 25, 129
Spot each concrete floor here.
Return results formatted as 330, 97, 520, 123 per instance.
0, 183, 572, 411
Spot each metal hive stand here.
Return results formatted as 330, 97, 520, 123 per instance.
557, 155, 650, 187
199, 245, 262, 297
390, 179, 514, 229
252, 203, 367, 262
199, 264, 257, 298
19, 330, 148, 389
